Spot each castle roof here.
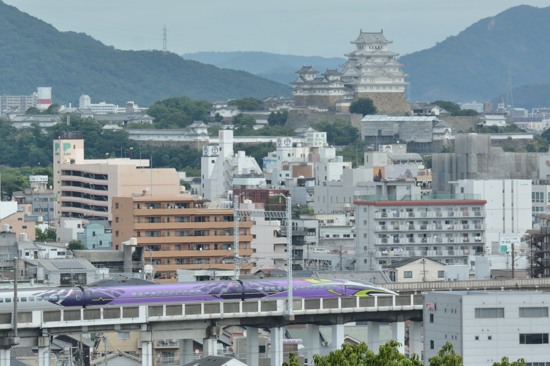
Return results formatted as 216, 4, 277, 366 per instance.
352, 30, 391, 45
296, 66, 317, 74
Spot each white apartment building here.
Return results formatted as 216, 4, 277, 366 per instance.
354, 195, 487, 271
201, 130, 264, 201
453, 180, 532, 256
239, 201, 287, 270
424, 291, 550, 366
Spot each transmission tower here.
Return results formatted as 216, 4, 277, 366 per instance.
163, 25, 167, 52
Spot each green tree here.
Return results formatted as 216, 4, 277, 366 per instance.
431, 100, 478, 116
147, 97, 211, 128
267, 111, 288, 126
313, 341, 422, 366
349, 98, 377, 116
228, 97, 264, 111
282, 352, 300, 366
36, 227, 56, 242
312, 120, 360, 146
492, 356, 526, 366
68, 240, 86, 250
428, 342, 462, 366
292, 204, 314, 219
232, 114, 256, 129
25, 107, 41, 115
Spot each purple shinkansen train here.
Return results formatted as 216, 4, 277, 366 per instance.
1, 278, 396, 310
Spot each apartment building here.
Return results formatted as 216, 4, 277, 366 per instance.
424, 291, 550, 366
53, 136, 180, 221
354, 195, 487, 271
112, 195, 253, 280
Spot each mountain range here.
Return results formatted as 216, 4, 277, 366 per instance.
184, 5, 550, 109
0, 1, 290, 106
182, 51, 345, 85
2, 2, 550, 110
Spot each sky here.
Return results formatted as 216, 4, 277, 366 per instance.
3, 0, 550, 58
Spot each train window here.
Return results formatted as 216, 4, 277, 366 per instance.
151, 292, 156, 296
170, 291, 175, 295
75, 294, 81, 300
138, 292, 143, 297
177, 291, 182, 295
36, 296, 42, 301
21, 297, 27, 302
0, 298, 3, 303
165, 291, 169, 296
50, 295, 58, 301
6, 298, 11, 303
29, 297, 35, 302
132, 292, 137, 297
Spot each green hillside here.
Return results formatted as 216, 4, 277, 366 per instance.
401, 5, 550, 106
0, 2, 290, 106
183, 51, 345, 84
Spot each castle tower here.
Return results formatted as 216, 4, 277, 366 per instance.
292, 30, 410, 115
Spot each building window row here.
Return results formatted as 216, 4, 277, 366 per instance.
61, 170, 108, 181
520, 333, 549, 344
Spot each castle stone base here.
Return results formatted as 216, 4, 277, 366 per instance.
355, 92, 410, 115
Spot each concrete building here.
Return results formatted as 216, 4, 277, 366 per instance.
354, 195, 487, 271
292, 30, 409, 114
76, 221, 112, 250
201, 130, 264, 201
111, 195, 253, 280
53, 136, 181, 222
0, 87, 50, 115
424, 291, 550, 366
453, 180, 532, 256
12, 175, 57, 227
0, 201, 35, 241
359, 115, 452, 153
432, 133, 547, 194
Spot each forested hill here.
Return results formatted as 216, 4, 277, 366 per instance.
400, 5, 550, 107
183, 51, 345, 85
0, 2, 290, 106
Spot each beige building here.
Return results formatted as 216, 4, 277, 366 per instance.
53, 137, 181, 222
387, 257, 446, 282
112, 195, 253, 280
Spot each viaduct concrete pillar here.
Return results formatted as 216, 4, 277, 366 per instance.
270, 327, 284, 366
367, 321, 382, 352
329, 324, 344, 352
179, 339, 194, 365
246, 327, 259, 366
38, 336, 51, 366
0, 348, 9, 366
203, 338, 218, 356
305, 324, 320, 365
141, 331, 153, 366
391, 321, 405, 353
408, 321, 423, 358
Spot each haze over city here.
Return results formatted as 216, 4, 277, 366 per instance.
3, 0, 550, 57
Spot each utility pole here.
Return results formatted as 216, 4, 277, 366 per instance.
512, 243, 515, 279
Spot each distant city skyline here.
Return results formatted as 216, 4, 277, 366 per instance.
3, 0, 550, 57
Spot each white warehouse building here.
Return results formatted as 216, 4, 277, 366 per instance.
424, 291, 550, 366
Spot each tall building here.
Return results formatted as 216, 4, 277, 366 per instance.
424, 291, 550, 366
292, 30, 409, 114
201, 130, 264, 201
112, 195, 253, 280
53, 136, 180, 221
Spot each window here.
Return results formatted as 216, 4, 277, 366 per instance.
475, 308, 504, 318
117, 332, 130, 340
429, 340, 434, 350
429, 314, 434, 323
519, 333, 548, 344
520, 307, 548, 318
404, 271, 413, 278
438, 270, 445, 278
